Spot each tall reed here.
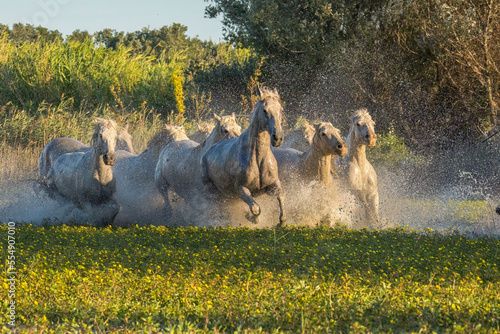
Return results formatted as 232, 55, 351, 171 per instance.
0, 35, 183, 113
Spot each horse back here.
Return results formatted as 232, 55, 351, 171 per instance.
39, 137, 88, 180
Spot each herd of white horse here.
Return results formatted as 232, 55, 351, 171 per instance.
38, 87, 380, 227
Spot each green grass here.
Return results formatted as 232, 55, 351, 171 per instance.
1, 224, 499, 333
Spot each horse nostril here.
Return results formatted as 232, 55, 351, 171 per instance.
337, 144, 344, 149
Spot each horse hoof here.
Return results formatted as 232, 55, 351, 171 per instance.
251, 204, 261, 216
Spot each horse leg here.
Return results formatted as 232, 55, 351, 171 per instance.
154, 173, 175, 221
350, 190, 372, 228
235, 185, 261, 224
366, 191, 379, 226
266, 181, 286, 227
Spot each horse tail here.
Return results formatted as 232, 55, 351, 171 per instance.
154, 158, 169, 198
200, 151, 218, 195
38, 147, 51, 182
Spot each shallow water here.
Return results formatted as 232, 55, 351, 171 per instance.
1, 169, 499, 236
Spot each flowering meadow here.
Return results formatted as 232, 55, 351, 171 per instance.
1, 224, 499, 333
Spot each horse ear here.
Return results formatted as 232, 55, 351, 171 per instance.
257, 86, 263, 98
214, 113, 221, 121
124, 123, 129, 131
231, 112, 236, 118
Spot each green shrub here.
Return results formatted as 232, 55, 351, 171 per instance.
367, 124, 424, 166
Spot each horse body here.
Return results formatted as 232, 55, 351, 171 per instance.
201, 87, 286, 225
341, 108, 379, 227
155, 115, 241, 213
39, 137, 89, 182
46, 119, 119, 226
112, 125, 188, 226
39, 125, 133, 182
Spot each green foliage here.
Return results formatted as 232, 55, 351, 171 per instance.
0, 23, 63, 44
0, 35, 180, 113
184, 43, 265, 116
1, 224, 499, 332
367, 124, 424, 166
207, 0, 500, 141
0, 99, 164, 149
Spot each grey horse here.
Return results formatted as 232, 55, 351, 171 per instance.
201, 87, 286, 226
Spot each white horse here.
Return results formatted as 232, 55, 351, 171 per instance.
46, 118, 119, 226
201, 87, 286, 226
39, 124, 133, 183
112, 125, 188, 226
340, 108, 379, 227
272, 122, 347, 225
155, 114, 242, 219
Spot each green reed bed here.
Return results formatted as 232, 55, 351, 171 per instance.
1, 224, 499, 333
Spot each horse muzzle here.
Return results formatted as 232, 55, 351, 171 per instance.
366, 134, 377, 147
271, 133, 284, 147
337, 144, 348, 157
103, 153, 116, 166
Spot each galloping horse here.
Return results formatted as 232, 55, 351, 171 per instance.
341, 108, 379, 227
46, 118, 119, 226
201, 87, 286, 226
112, 125, 188, 226
39, 124, 133, 183
155, 114, 241, 217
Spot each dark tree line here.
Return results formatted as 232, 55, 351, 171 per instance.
206, 0, 500, 146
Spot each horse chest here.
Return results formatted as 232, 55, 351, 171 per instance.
348, 162, 376, 192
244, 157, 277, 191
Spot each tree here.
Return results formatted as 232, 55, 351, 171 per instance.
67, 29, 91, 43
0, 23, 62, 44
388, 0, 500, 131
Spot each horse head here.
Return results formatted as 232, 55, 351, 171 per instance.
214, 113, 242, 140
256, 87, 284, 147
313, 122, 347, 157
350, 108, 377, 147
92, 118, 118, 166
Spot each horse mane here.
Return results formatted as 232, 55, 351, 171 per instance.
91, 118, 118, 147
250, 86, 284, 124
302, 120, 316, 145
218, 114, 238, 127
197, 120, 215, 134
350, 108, 373, 124
258, 86, 281, 103
146, 125, 186, 149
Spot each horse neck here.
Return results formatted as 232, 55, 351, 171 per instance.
90, 146, 113, 183
245, 114, 271, 162
300, 143, 332, 184
199, 124, 220, 154
347, 129, 367, 168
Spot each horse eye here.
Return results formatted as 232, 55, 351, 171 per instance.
321, 132, 326, 136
